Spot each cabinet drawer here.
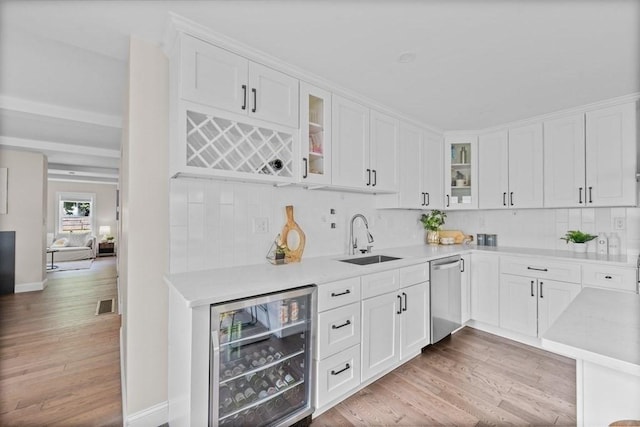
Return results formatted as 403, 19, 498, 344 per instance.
500, 256, 581, 283
317, 303, 361, 360
361, 269, 399, 299
582, 264, 637, 293
317, 278, 361, 312
399, 263, 429, 287
315, 344, 361, 409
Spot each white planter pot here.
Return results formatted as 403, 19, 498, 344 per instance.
573, 242, 588, 253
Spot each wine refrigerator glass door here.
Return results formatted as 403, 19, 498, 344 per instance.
210, 286, 315, 427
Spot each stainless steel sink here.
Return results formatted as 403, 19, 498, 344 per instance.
338, 255, 402, 265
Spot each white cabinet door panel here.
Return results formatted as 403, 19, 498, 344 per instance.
180, 35, 247, 113
461, 255, 471, 323
361, 292, 400, 381
543, 114, 586, 208
398, 122, 423, 208
370, 111, 399, 192
317, 302, 361, 359
470, 253, 500, 326
537, 279, 581, 336
315, 344, 361, 409
508, 123, 544, 208
249, 62, 298, 128
423, 130, 444, 209
332, 96, 370, 188
400, 282, 429, 360
585, 102, 637, 207
478, 130, 508, 209
499, 274, 538, 337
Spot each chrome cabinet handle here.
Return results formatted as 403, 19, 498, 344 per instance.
332, 320, 351, 330
331, 363, 351, 376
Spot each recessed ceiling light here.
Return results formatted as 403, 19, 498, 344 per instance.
397, 52, 416, 63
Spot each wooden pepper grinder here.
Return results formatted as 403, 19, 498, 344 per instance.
279, 205, 306, 263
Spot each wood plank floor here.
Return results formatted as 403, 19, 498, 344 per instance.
313, 327, 576, 426
0, 257, 122, 426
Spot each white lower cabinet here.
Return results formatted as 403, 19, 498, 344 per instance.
399, 282, 429, 361
461, 255, 471, 323
470, 253, 500, 326
499, 255, 582, 338
316, 344, 361, 409
361, 291, 401, 381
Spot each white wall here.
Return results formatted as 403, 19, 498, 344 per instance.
120, 37, 169, 419
169, 179, 427, 273
46, 180, 117, 238
0, 149, 47, 288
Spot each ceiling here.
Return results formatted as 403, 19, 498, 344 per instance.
1, 0, 638, 184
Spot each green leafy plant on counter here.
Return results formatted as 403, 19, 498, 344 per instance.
560, 230, 597, 244
420, 210, 447, 231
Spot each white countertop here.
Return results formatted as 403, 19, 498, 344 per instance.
542, 287, 640, 376
165, 244, 637, 308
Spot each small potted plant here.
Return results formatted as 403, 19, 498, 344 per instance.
560, 230, 596, 253
420, 210, 447, 245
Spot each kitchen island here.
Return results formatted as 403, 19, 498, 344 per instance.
542, 287, 640, 427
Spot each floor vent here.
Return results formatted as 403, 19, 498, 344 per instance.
96, 298, 115, 315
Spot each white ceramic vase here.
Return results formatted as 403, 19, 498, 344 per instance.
573, 242, 587, 253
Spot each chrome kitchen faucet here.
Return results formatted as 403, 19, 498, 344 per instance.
349, 214, 374, 255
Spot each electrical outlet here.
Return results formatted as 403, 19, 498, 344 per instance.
613, 217, 626, 230
252, 217, 269, 234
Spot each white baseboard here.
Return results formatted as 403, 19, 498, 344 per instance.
15, 278, 48, 293
126, 401, 168, 427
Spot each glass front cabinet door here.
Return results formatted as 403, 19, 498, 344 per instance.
300, 82, 332, 186
444, 135, 478, 210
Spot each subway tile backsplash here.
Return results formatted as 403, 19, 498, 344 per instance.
170, 179, 640, 273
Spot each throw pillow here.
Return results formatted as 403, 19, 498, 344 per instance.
51, 238, 69, 248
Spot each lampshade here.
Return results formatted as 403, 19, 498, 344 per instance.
99, 226, 111, 236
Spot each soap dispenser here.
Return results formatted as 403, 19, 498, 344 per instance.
596, 233, 608, 255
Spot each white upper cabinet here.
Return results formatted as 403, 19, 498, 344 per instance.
179, 34, 298, 128
379, 123, 442, 209
300, 83, 332, 185
479, 125, 543, 209
585, 102, 637, 207
478, 130, 509, 209
444, 135, 478, 209
544, 102, 637, 208
543, 114, 586, 207
332, 97, 399, 192
370, 110, 399, 193
423, 130, 444, 209
332, 95, 370, 188
507, 123, 544, 208
180, 34, 248, 114
248, 62, 299, 128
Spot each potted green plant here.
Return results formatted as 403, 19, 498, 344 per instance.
560, 230, 596, 253
420, 210, 447, 245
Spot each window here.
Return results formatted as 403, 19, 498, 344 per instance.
57, 192, 95, 233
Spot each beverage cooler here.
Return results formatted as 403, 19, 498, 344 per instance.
210, 286, 316, 426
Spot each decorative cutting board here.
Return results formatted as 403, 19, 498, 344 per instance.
279, 205, 306, 263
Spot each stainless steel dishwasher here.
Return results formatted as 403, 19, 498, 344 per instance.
430, 255, 462, 343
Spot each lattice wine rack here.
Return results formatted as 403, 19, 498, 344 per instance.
185, 111, 294, 178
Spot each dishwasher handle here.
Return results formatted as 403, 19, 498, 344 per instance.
431, 260, 461, 271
